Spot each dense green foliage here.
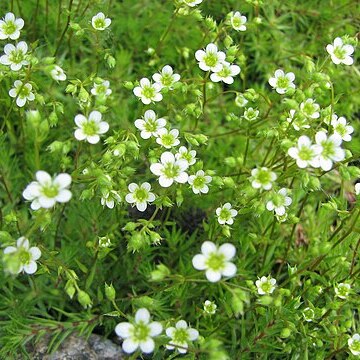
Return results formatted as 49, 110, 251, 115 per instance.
0, 0, 359, 358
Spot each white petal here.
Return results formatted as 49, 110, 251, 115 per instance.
74, 114, 87, 127
36, 171, 51, 185
24, 261, 37, 274
135, 308, 150, 324
222, 262, 237, 277
74, 129, 86, 141
17, 237, 29, 249
136, 202, 147, 212
38, 196, 56, 209
89, 111, 102, 123
87, 135, 100, 144
201, 241, 217, 255
188, 328, 199, 341
54, 173, 71, 188
160, 151, 175, 164
205, 269, 222, 282
122, 338, 139, 354
192, 254, 206, 270
29, 247, 41, 261
115, 322, 134, 338
149, 321, 163, 336
176, 320, 187, 329
175, 172, 188, 184
159, 176, 173, 188
98, 122, 109, 134
56, 189, 72, 203
3, 246, 17, 254
218, 243, 236, 260
139, 338, 155, 354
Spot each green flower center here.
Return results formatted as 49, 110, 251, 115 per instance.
144, 119, 157, 133
134, 188, 148, 202
173, 328, 189, 344
333, 46, 346, 60
245, 109, 258, 120
41, 184, 59, 198
272, 194, 284, 207
193, 176, 205, 189
3, 21, 17, 35
204, 53, 218, 67
303, 308, 314, 320
161, 74, 173, 86
206, 252, 225, 271
334, 124, 346, 136
302, 102, 316, 116
132, 322, 150, 341
217, 66, 231, 78
298, 146, 314, 161
94, 18, 106, 29
337, 285, 349, 297
18, 248, 31, 264
96, 85, 106, 94
10, 49, 24, 64
219, 208, 231, 221
163, 163, 180, 179
160, 133, 175, 147
256, 169, 272, 185
350, 339, 360, 353
232, 17, 243, 28
181, 152, 192, 162
82, 120, 99, 136
320, 140, 335, 158
260, 281, 272, 293
276, 76, 290, 89
142, 85, 155, 99
18, 85, 31, 98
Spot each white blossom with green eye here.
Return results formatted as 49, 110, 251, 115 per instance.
334, 283, 351, 299
192, 241, 237, 282
203, 300, 217, 314
300, 98, 320, 119
156, 128, 180, 149
3, 237, 41, 275
326, 37, 354, 65
133, 78, 163, 104
0, 12, 24, 40
331, 116, 353, 142
210, 61, 241, 84
348, 334, 360, 356
9, 80, 35, 107
74, 111, 109, 144
302, 307, 315, 322
195, 43, 226, 72
135, 109, 166, 139
216, 203, 237, 225
152, 65, 180, 89
0, 41, 29, 71
266, 188, 292, 216
255, 276, 276, 295
229, 11, 247, 31
166, 320, 199, 354
91, 12, 111, 31
268, 69, 295, 94
50, 65, 66, 81
183, 0, 203, 7
288, 136, 321, 169
98, 236, 111, 248
250, 167, 277, 190
188, 170, 212, 194
101, 190, 121, 209
91, 80, 112, 97
243, 107, 259, 122
175, 146, 196, 166
115, 308, 163, 354
125, 182, 156, 212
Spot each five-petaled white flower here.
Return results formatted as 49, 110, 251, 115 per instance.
250, 167, 277, 190
348, 334, 360, 356
91, 12, 111, 31
188, 170, 212, 194
268, 69, 295, 94
101, 190, 121, 209
0, 41, 29, 71
302, 307, 315, 322
50, 65, 66, 81
335, 283, 351, 300
9, 80, 35, 107
288, 136, 321, 168
156, 128, 180, 149
192, 241, 237, 282
195, 43, 226, 72
115, 308, 163, 354
229, 11, 247, 31
175, 146, 196, 166
326, 37, 354, 66
166, 320, 199, 354
300, 98, 320, 119
183, 0, 203, 6
133, 78, 163, 104
266, 188, 292, 216
135, 109, 166, 139
150, 151, 189, 188
314, 131, 345, 171
152, 65, 180, 89
91, 80, 112, 97
216, 203, 237, 225
243, 107, 259, 122
23, 171, 72, 210
3, 237, 41, 275
255, 276, 276, 295
203, 300, 217, 315
331, 115, 354, 142
74, 111, 109, 144
125, 182, 156, 212
0, 12, 24, 40
210, 61, 241, 84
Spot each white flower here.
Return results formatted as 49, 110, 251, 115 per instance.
125, 182, 155, 212
74, 111, 109, 144
243, 107, 259, 122
0, 12, 24, 40
355, 183, 360, 196
302, 307, 315, 322
91, 80, 112, 97
188, 170, 212, 194
50, 65, 66, 81
192, 241, 237, 282
250, 167, 277, 190
216, 203, 237, 225
288, 136, 321, 168
195, 43, 226, 72
133, 78, 162, 104
22, 171, 72, 210
314, 131, 345, 171
101, 190, 121, 209
335, 283, 351, 300
166, 320, 199, 354
134, 109, 166, 139
0, 41, 28, 71
229, 11, 247, 31
91, 12, 111, 31
235, 94, 248, 107
156, 128, 180, 149
183, 0, 203, 6
9, 80, 35, 107
331, 116, 354, 142
326, 37, 354, 65
210, 61, 240, 84
348, 334, 360, 356
268, 69, 295, 94
255, 276, 276, 295
3, 237, 41, 275
266, 188, 292, 216
152, 65, 180, 89
115, 308, 163, 354
300, 98, 320, 119
286, 109, 310, 131
150, 151, 189, 188
203, 300, 217, 315
175, 146, 196, 166
98, 236, 111, 248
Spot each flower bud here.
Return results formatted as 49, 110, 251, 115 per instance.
105, 283, 116, 302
